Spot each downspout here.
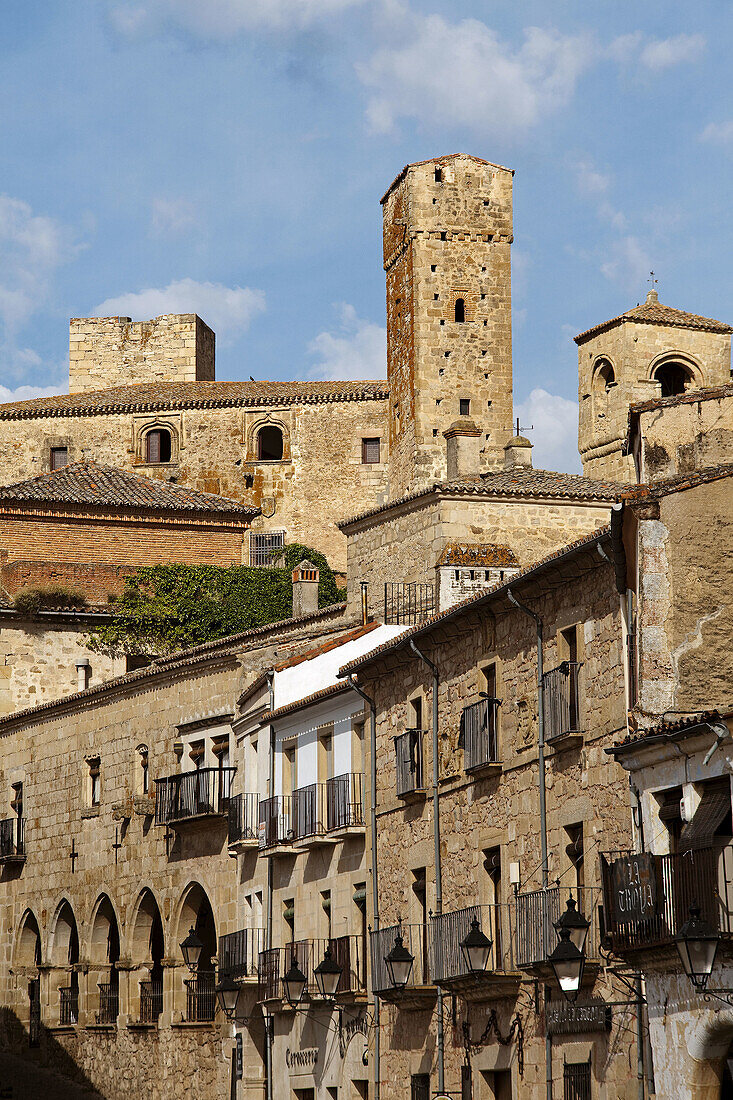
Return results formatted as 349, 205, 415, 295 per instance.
347, 675, 380, 1100
506, 590, 551, 1100
265, 671, 275, 1100
408, 640, 445, 1095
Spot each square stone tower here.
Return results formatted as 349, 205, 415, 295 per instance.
576, 290, 732, 481
381, 154, 515, 497
69, 313, 215, 393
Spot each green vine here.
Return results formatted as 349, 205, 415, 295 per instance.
87, 544, 344, 656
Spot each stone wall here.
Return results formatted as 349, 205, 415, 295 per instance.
69, 315, 215, 394
383, 156, 514, 496
0, 398, 389, 575
633, 386, 733, 483
352, 543, 634, 1099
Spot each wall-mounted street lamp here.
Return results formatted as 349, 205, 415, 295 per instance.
460, 917, 492, 975
283, 954, 309, 1008
216, 973, 243, 1020
675, 906, 721, 993
547, 896, 590, 1002
385, 930, 414, 989
555, 896, 590, 954
180, 926, 204, 973
314, 946, 343, 999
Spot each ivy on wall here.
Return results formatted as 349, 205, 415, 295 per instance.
87, 545, 344, 655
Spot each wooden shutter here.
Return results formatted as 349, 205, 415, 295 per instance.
146, 431, 161, 463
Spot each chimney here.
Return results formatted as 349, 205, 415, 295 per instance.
504, 435, 533, 469
443, 418, 482, 480
292, 560, 320, 619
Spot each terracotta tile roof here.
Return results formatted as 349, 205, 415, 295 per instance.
621, 463, 733, 503
0, 379, 389, 420
0, 461, 259, 516
338, 468, 622, 530
381, 152, 513, 204
261, 681, 353, 723
610, 711, 731, 755
436, 542, 518, 568
575, 292, 731, 345
339, 526, 613, 676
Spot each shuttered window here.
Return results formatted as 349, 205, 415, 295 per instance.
145, 429, 172, 463
50, 447, 68, 470
362, 438, 381, 464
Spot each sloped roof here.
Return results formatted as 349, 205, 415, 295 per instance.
621, 463, 733, 504
0, 461, 258, 516
0, 379, 390, 421
609, 711, 730, 756
338, 468, 622, 530
575, 291, 731, 346
381, 152, 513, 204
436, 542, 518, 567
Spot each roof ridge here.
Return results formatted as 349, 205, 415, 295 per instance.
575, 296, 731, 345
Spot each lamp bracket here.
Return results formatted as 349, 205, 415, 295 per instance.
702, 988, 733, 1008
462, 1011, 524, 1077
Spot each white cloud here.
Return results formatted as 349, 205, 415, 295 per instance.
639, 33, 705, 71
0, 195, 79, 333
515, 388, 581, 474
0, 382, 64, 404
600, 236, 652, 294
307, 304, 386, 380
92, 278, 266, 343
358, 15, 593, 137
700, 120, 733, 145
572, 159, 626, 230
110, 0, 364, 36
150, 197, 196, 237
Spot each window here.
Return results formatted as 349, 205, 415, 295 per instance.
137, 745, 149, 795
483, 846, 502, 964
362, 438, 381, 464
321, 890, 332, 939
563, 1059, 592, 1100
250, 531, 285, 568
50, 447, 68, 471
434, 167, 443, 182
654, 361, 693, 398
284, 898, 295, 941
483, 1070, 512, 1100
88, 757, 101, 806
408, 695, 423, 731
145, 428, 172, 463
412, 868, 428, 984
459, 399, 471, 416
594, 358, 615, 392
565, 823, 584, 896
411, 1076, 430, 1100
256, 425, 284, 461
454, 298, 465, 323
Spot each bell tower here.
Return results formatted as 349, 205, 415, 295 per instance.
381, 154, 515, 498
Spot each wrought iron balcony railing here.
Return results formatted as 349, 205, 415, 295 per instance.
513, 886, 599, 971
384, 582, 436, 626
0, 817, 25, 862
139, 980, 163, 1024
227, 793, 259, 846
59, 985, 79, 1026
96, 983, 119, 1025
543, 662, 582, 743
460, 699, 501, 773
394, 730, 426, 799
218, 928, 265, 980
154, 767, 235, 826
258, 795, 293, 849
600, 843, 733, 954
429, 903, 517, 997
370, 922, 433, 1001
257, 936, 366, 1002
185, 972, 216, 1022
326, 773, 364, 831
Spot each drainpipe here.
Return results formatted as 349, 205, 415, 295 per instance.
347, 675, 380, 1100
408, 640, 445, 1095
506, 590, 551, 1100
265, 671, 275, 1100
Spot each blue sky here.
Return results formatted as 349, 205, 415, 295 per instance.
1, 0, 731, 470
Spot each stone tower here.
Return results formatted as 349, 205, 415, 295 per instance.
381, 154, 515, 497
576, 290, 731, 481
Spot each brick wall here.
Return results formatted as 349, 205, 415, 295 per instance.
1, 560, 135, 600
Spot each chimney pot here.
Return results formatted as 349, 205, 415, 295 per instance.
292, 560, 320, 619
443, 418, 482, 480
503, 436, 533, 469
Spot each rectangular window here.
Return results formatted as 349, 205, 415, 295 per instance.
483, 1070, 512, 1100
459, 398, 471, 416
249, 531, 285, 568
565, 823, 585, 896
362, 438, 381, 464
483, 847, 502, 966
564, 1060, 592, 1100
139, 749, 149, 794
88, 757, 101, 806
411, 1076, 430, 1100
50, 447, 68, 470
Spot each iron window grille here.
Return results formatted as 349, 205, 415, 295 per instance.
250, 531, 285, 568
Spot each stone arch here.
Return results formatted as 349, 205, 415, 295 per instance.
246, 415, 291, 463
447, 287, 477, 324
48, 899, 80, 1025
591, 355, 618, 424
14, 908, 41, 968
648, 351, 704, 398
172, 881, 218, 1021
129, 888, 165, 1024
686, 1008, 733, 1098
88, 893, 121, 1022
136, 418, 180, 464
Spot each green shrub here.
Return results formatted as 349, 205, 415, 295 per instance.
13, 585, 88, 617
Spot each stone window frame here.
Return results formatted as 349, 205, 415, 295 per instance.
245, 414, 292, 465
136, 743, 149, 796
590, 355, 618, 424
42, 436, 75, 474
133, 415, 182, 467
476, 653, 504, 760
447, 287, 477, 324
646, 349, 704, 393
555, 620, 586, 734
85, 754, 101, 807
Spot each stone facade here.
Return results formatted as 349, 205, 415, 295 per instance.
342, 529, 637, 1100
69, 315, 215, 394
628, 383, 733, 483
576, 290, 731, 482
382, 155, 514, 496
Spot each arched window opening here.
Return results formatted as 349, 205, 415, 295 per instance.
90, 896, 120, 1024
145, 428, 172, 463
177, 885, 217, 1022
595, 358, 615, 391
17, 911, 42, 968
257, 425, 284, 461
51, 903, 80, 1025
654, 362, 693, 398
132, 890, 165, 1024
454, 298, 466, 323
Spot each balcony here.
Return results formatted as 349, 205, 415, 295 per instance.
218, 928, 264, 983
0, 817, 25, 864
394, 730, 427, 801
139, 980, 163, 1024
543, 662, 583, 749
227, 793, 259, 850
96, 983, 119, 1025
154, 767, 236, 827
257, 936, 366, 1005
370, 922, 436, 1010
326, 773, 364, 836
59, 986, 78, 1026
460, 700, 501, 776
429, 904, 520, 1002
384, 582, 435, 626
258, 795, 295, 854
513, 886, 600, 983
291, 783, 338, 849
185, 972, 216, 1022
600, 844, 733, 961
